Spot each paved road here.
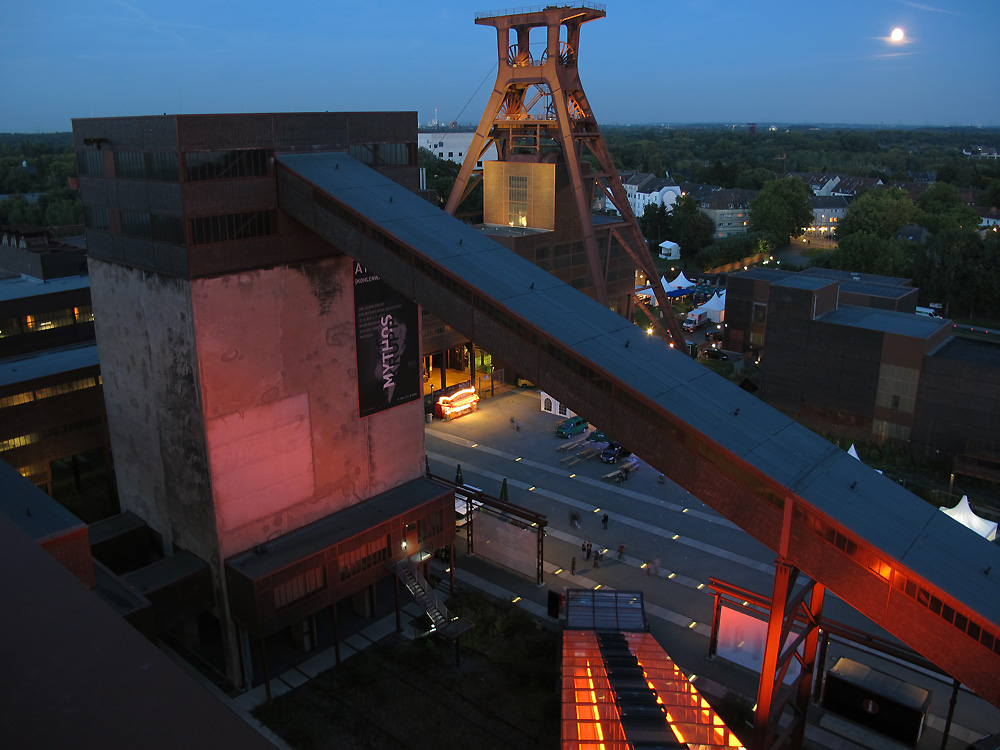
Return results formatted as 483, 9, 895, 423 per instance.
427, 387, 1000, 749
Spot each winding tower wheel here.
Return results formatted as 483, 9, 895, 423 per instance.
445, 6, 686, 346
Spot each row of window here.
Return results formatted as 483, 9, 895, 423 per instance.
349, 143, 412, 168
339, 536, 390, 582
274, 566, 326, 610
0, 376, 101, 411
189, 210, 274, 246
121, 210, 187, 245
0, 306, 94, 339
417, 510, 445, 543
185, 149, 269, 182
796, 504, 1000, 657
115, 151, 180, 181
1, 417, 104, 453
81, 142, 411, 186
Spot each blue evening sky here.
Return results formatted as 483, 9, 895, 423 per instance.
3, 0, 998, 133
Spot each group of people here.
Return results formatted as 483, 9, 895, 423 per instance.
566, 512, 662, 578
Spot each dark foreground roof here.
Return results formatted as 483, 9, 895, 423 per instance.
0, 507, 278, 750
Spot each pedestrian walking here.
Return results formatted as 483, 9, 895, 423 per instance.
652, 557, 660, 575
581, 541, 587, 559
586, 541, 592, 560
602, 513, 609, 530
595, 550, 603, 568
645, 560, 652, 576
570, 511, 581, 529
571, 557, 577, 575
514, 419, 520, 433
617, 543, 625, 560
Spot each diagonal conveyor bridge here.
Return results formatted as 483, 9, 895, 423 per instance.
275, 152, 1000, 707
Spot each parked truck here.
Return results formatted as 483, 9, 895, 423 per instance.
683, 310, 708, 331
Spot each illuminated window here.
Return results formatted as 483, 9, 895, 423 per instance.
508, 174, 528, 226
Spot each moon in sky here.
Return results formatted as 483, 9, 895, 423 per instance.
890, 27, 905, 42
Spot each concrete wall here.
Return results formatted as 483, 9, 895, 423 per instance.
93, 255, 426, 564
191, 256, 425, 560
90, 259, 215, 561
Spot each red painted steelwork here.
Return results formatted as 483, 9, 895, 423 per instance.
446, 6, 687, 346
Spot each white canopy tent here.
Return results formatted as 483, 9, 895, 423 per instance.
939, 495, 998, 541
664, 271, 697, 290
658, 240, 681, 260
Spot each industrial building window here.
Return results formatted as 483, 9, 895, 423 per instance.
339, 535, 390, 582
273, 566, 326, 610
113, 151, 146, 180
189, 210, 274, 245
751, 303, 767, 324
145, 152, 180, 181
120, 210, 152, 240
184, 149, 269, 181
0, 306, 93, 339
112, 151, 180, 181
508, 174, 528, 226
77, 150, 104, 176
83, 205, 110, 231
417, 510, 444, 543
349, 144, 374, 166
0, 432, 39, 452
151, 214, 186, 245
0, 376, 103, 410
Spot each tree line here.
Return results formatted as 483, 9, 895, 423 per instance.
604, 125, 1000, 200
0, 136, 81, 227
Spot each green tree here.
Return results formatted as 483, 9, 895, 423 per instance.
837, 187, 915, 240
668, 194, 714, 258
748, 177, 814, 246
832, 232, 915, 277
912, 229, 979, 317
734, 167, 775, 190
417, 147, 481, 217
915, 182, 980, 235
639, 202, 672, 246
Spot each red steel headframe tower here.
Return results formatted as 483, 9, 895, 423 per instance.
445, 4, 686, 346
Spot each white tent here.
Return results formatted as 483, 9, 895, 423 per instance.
702, 291, 726, 321
658, 240, 681, 260
665, 271, 697, 289
939, 495, 998, 541
847, 444, 882, 473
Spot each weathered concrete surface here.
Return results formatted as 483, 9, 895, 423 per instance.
191, 255, 424, 560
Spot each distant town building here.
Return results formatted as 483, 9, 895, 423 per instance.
808, 196, 849, 237
418, 131, 498, 167
698, 188, 756, 239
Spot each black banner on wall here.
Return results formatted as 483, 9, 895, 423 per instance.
354, 262, 421, 418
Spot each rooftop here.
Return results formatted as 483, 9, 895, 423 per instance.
0, 273, 90, 303
0, 341, 100, 388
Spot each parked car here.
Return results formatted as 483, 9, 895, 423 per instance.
703, 349, 728, 361
555, 415, 588, 438
601, 442, 631, 463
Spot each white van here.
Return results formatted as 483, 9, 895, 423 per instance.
916, 306, 938, 318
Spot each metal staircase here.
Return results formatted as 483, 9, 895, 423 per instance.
394, 560, 454, 634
